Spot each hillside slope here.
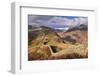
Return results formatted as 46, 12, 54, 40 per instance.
28, 25, 88, 60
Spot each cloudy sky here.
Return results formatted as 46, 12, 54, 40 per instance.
28, 15, 88, 29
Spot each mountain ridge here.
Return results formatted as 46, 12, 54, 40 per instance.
28, 24, 88, 60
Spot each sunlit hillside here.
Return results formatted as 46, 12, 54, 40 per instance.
28, 25, 88, 61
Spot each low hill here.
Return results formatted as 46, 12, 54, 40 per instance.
28, 25, 88, 60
